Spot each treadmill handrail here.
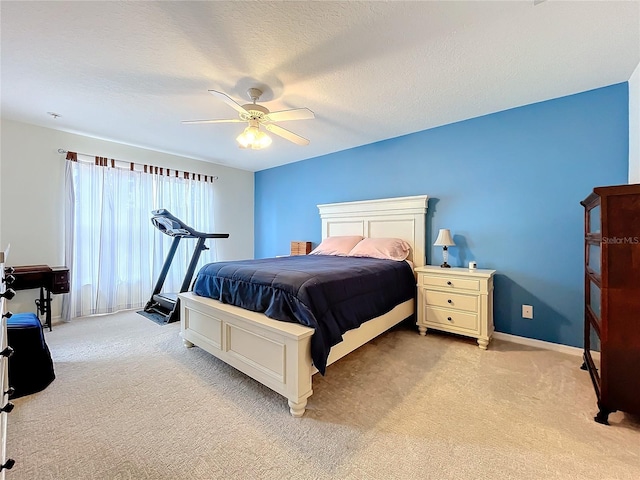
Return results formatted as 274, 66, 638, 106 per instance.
151, 209, 229, 239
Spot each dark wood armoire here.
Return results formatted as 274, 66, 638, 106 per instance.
581, 184, 640, 425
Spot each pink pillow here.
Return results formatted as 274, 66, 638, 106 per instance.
347, 237, 411, 261
309, 235, 364, 256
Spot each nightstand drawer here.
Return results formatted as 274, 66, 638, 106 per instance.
420, 274, 480, 292
425, 306, 478, 331
424, 290, 477, 313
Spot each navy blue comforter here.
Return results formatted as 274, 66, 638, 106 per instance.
192, 255, 415, 374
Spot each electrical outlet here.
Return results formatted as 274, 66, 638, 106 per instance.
522, 305, 533, 319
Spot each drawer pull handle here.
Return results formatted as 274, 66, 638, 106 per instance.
0, 288, 16, 300
0, 459, 15, 471
0, 346, 13, 358
447, 317, 452, 321
447, 299, 452, 304
447, 281, 452, 286
1, 402, 15, 413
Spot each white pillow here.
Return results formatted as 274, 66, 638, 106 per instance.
309, 236, 364, 256
347, 237, 411, 261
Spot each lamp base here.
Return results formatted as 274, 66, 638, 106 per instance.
439, 246, 452, 268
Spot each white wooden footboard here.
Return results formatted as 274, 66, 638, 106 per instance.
178, 195, 428, 416
179, 291, 413, 416
179, 292, 315, 417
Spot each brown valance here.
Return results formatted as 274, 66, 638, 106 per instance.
59, 149, 217, 182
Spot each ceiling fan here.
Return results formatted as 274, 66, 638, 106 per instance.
182, 88, 315, 149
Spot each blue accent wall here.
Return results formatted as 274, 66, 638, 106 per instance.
255, 83, 629, 348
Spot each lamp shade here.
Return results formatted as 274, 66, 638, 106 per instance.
433, 228, 455, 247
236, 120, 272, 150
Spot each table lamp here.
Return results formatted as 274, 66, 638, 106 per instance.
434, 229, 455, 268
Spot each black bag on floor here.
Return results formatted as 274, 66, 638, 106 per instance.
6, 313, 55, 398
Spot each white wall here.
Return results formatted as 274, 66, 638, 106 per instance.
0, 129, 2, 252
0, 119, 254, 316
630, 61, 640, 183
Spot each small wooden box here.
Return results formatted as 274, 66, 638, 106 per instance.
290, 241, 312, 256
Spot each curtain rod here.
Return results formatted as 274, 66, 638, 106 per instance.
57, 149, 219, 181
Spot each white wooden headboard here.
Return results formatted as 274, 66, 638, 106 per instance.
317, 195, 429, 267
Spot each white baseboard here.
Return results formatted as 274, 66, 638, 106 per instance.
493, 332, 585, 357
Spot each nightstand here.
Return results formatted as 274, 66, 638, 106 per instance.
415, 265, 496, 349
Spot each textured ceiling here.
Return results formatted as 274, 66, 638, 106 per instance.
1, 1, 639, 172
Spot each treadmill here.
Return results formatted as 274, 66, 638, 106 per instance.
143, 209, 229, 323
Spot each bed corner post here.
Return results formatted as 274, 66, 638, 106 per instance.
288, 399, 308, 417
284, 333, 314, 417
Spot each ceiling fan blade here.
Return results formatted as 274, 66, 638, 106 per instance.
265, 108, 315, 123
265, 123, 310, 146
181, 119, 244, 125
208, 90, 248, 115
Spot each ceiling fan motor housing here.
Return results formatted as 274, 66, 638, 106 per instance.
240, 103, 269, 121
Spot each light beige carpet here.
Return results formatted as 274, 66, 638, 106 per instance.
7, 310, 640, 479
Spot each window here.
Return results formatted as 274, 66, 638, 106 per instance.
62, 158, 218, 319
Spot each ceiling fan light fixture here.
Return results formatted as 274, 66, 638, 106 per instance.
236, 120, 272, 149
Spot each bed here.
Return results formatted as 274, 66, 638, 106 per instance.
178, 195, 428, 416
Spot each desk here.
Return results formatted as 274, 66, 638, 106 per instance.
3, 265, 69, 331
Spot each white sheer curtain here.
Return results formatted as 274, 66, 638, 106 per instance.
62, 159, 218, 320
